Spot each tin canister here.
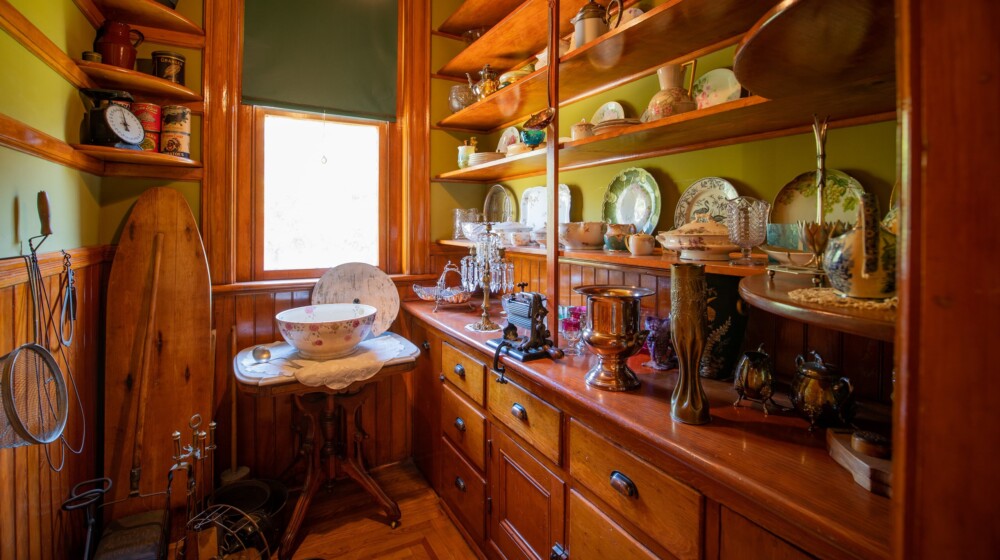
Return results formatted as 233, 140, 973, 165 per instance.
81, 51, 102, 63
160, 131, 190, 158
161, 105, 191, 134
152, 51, 185, 85
140, 131, 159, 152
131, 102, 161, 132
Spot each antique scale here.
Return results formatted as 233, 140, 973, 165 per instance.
80, 88, 144, 149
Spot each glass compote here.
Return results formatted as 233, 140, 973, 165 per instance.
726, 196, 769, 266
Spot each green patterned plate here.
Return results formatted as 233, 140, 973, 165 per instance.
601, 167, 661, 235
770, 170, 865, 225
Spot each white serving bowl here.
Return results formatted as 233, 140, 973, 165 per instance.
558, 221, 607, 249
656, 219, 737, 261
276, 304, 377, 359
760, 244, 812, 266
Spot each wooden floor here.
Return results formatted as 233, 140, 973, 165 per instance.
290, 461, 477, 559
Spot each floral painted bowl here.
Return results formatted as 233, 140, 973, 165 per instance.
558, 221, 607, 249
276, 304, 377, 360
656, 219, 737, 261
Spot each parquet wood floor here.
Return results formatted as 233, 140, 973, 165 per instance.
291, 461, 477, 559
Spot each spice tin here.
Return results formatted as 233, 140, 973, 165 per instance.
152, 51, 185, 85
140, 131, 159, 152
160, 131, 190, 158
161, 105, 191, 134
81, 51, 102, 63
131, 102, 161, 132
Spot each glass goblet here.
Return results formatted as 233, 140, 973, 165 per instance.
560, 317, 582, 356
726, 196, 769, 266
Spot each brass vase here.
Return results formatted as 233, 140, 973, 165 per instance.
670, 264, 711, 425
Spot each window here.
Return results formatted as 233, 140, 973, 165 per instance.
253, 108, 387, 279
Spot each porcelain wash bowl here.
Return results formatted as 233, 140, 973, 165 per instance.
276, 304, 377, 359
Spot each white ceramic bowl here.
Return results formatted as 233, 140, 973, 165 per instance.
276, 304, 377, 359
558, 222, 607, 249
760, 244, 812, 266
656, 220, 737, 261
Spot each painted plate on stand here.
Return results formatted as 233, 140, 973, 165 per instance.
601, 167, 661, 234
767, 170, 865, 249
484, 184, 517, 223
312, 263, 400, 337
673, 177, 738, 228
520, 184, 571, 230
691, 68, 742, 110
496, 127, 520, 154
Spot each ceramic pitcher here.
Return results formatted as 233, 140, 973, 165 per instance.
822, 192, 897, 298
646, 62, 697, 121
94, 21, 144, 70
604, 223, 635, 251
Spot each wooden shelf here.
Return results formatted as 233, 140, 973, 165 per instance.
436, 77, 895, 183
437, 0, 588, 78
72, 144, 201, 167
739, 273, 896, 342
438, 0, 777, 132
734, 0, 894, 99
92, 0, 204, 37
438, 240, 767, 277
437, 0, 525, 36
76, 60, 203, 102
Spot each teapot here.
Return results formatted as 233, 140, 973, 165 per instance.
823, 191, 897, 298
570, 0, 622, 48
732, 344, 777, 414
645, 62, 697, 122
94, 21, 144, 70
790, 351, 855, 430
468, 64, 499, 101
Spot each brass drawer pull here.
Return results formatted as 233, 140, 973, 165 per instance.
455, 476, 466, 492
610, 470, 638, 499
422, 340, 430, 351
511, 403, 527, 421
454, 417, 466, 432
453, 364, 466, 378
439, 374, 445, 382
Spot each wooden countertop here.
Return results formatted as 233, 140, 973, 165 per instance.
403, 300, 891, 559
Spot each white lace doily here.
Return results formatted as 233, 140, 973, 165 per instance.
789, 287, 898, 311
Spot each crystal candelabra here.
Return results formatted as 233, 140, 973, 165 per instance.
461, 224, 515, 332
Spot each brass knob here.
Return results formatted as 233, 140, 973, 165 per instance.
454, 364, 466, 378
439, 374, 445, 382
609, 471, 638, 499
454, 417, 466, 432
455, 477, 466, 492
511, 403, 527, 421
422, 341, 430, 351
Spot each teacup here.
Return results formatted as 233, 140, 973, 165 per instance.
626, 232, 655, 256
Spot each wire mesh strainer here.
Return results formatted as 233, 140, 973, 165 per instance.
0, 343, 68, 448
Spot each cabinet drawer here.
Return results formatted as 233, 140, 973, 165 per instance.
440, 436, 487, 546
441, 382, 487, 471
488, 377, 561, 464
441, 341, 486, 406
720, 507, 812, 560
568, 490, 657, 560
569, 420, 703, 560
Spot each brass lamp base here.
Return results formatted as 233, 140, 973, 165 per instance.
584, 359, 641, 392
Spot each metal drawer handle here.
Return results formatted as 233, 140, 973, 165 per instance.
511, 403, 527, 421
610, 471, 638, 499
455, 476, 466, 492
454, 364, 466, 378
422, 341, 430, 351
454, 417, 466, 432
439, 374, 445, 382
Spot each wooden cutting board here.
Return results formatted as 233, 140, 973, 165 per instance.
104, 187, 212, 521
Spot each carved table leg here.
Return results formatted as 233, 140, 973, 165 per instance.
336, 385, 402, 527
322, 394, 338, 489
280, 394, 325, 558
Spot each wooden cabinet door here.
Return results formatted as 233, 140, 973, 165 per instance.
490, 427, 565, 560
406, 320, 441, 491
720, 507, 812, 560
567, 490, 658, 560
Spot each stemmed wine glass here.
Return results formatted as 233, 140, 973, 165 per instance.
560, 317, 582, 356
726, 196, 769, 266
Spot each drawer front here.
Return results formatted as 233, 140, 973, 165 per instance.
568, 490, 658, 560
440, 436, 487, 546
720, 507, 813, 560
569, 420, 703, 560
441, 341, 486, 406
488, 377, 562, 464
441, 382, 487, 470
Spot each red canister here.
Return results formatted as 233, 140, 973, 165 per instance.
131, 102, 161, 132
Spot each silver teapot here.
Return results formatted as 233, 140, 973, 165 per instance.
732, 344, 777, 415
790, 351, 855, 430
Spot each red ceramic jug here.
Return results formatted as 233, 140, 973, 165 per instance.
94, 21, 144, 70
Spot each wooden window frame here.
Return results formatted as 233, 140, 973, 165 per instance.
247, 106, 391, 281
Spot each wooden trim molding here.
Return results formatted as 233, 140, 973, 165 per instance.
0, 245, 113, 289
211, 273, 438, 297
71, 0, 206, 48
0, 0, 98, 90
0, 112, 103, 175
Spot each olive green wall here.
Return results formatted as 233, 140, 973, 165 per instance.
427, 6, 897, 242
0, 0, 203, 258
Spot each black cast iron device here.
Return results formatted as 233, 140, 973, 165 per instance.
487, 288, 563, 375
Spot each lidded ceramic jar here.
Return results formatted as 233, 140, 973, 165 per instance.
646, 63, 697, 121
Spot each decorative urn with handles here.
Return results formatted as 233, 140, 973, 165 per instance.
732, 344, 777, 414
789, 351, 855, 430
822, 191, 897, 298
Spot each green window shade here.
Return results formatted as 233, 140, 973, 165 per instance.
243, 0, 398, 121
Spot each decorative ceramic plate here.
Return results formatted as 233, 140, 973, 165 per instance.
691, 68, 742, 110
673, 177, 738, 228
520, 184, 571, 230
601, 167, 661, 234
484, 184, 517, 223
591, 101, 625, 124
769, 169, 865, 225
496, 127, 520, 154
312, 263, 400, 338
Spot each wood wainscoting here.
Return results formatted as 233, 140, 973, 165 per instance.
0, 246, 110, 559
